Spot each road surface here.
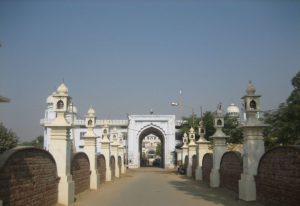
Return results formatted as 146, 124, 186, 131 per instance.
73, 167, 262, 206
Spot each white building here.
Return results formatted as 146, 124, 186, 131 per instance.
40, 84, 178, 169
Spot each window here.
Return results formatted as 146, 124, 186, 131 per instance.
88, 119, 93, 126
217, 119, 222, 126
57, 100, 64, 109
250, 100, 257, 110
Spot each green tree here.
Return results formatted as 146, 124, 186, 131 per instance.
0, 123, 18, 153
202, 111, 215, 140
21, 135, 44, 149
264, 70, 300, 146
179, 111, 215, 141
223, 115, 243, 144
156, 142, 161, 156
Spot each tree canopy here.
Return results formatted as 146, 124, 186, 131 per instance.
264, 70, 300, 147
21, 135, 44, 149
0, 122, 18, 153
179, 111, 242, 143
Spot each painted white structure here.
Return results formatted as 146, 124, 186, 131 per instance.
101, 123, 112, 181
195, 119, 210, 181
44, 83, 75, 205
127, 115, 176, 169
210, 104, 228, 188
83, 107, 100, 190
186, 127, 197, 177
118, 133, 126, 174
239, 81, 267, 201
110, 127, 120, 178
181, 133, 189, 165
41, 87, 179, 170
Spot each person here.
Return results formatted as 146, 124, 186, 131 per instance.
176, 165, 180, 175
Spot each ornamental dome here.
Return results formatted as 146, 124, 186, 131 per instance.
57, 83, 68, 95
87, 107, 96, 116
246, 81, 256, 95
227, 103, 240, 115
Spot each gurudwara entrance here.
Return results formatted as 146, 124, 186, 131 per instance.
127, 115, 176, 169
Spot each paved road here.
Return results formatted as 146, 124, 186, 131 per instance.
74, 168, 263, 206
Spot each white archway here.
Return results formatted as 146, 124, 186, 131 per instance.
127, 115, 176, 169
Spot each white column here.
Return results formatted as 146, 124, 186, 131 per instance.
84, 136, 100, 189
101, 124, 111, 182
186, 127, 197, 177
210, 136, 226, 187
83, 108, 100, 190
47, 116, 75, 205
239, 81, 266, 201
180, 132, 189, 173
210, 104, 228, 188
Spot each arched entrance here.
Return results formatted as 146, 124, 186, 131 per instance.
139, 127, 165, 168
127, 115, 176, 169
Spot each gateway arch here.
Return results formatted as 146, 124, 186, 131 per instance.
127, 115, 176, 169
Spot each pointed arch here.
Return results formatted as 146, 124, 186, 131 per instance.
138, 125, 166, 168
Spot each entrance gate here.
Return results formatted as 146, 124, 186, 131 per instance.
127, 115, 176, 169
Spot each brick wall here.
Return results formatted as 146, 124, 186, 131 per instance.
97, 154, 106, 184
202, 153, 213, 184
0, 147, 58, 206
110, 156, 115, 180
220, 151, 242, 193
256, 146, 300, 206
192, 155, 197, 179
71, 152, 90, 195
118, 156, 122, 176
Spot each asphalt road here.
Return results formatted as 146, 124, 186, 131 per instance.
73, 167, 263, 206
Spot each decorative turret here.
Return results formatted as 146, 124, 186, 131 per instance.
197, 119, 207, 143
239, 81, 267, 201
102, 121, 110, 143
182, 133, 188, 148
212, 103, 227, 138
188, 127, 196, 145
84, 107, 96, 137
83, 107, 99, 190
111, 127, 119, 145
51, 83, 71, 126
44, 83, 74, 205
210, 103, 228, 188
242, 81, 261, 123
100, 120, 112, 181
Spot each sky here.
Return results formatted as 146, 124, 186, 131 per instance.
0, 0, 300, 142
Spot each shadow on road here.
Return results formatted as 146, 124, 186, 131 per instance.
169, 175, 263, 206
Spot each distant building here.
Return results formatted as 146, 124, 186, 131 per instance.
226, 103, 240, 119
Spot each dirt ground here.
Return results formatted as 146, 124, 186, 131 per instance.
72, 168, 264, 206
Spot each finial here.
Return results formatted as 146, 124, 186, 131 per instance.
246, 80, 256, 95
189, 127, 194, 133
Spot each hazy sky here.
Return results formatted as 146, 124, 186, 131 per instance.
0, 0, 300, 142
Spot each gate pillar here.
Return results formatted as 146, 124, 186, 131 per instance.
101, 122, 112, 181
83, 107, 100, 190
